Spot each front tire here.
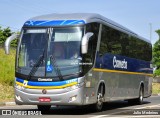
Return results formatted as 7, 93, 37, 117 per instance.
95, 85, 104, 112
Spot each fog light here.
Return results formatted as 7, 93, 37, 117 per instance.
15, 95, 23, 102
69, 95, 77, 102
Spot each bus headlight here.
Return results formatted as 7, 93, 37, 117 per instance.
15, 84, 24, 91
65, 82, 84, 91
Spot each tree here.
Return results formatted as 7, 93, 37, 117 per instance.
153, 29, 160, 76
0, 26, 18, 47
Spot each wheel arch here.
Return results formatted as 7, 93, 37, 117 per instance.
96, 80, 106, 97
139, 81, 144, 94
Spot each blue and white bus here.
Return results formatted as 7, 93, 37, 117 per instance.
5, 13, 152, 111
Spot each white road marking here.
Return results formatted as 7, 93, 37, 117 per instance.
92, 115, 160, 118
90, 115, 109, 118
135, 104, 160, 109
90, 104, 160, 118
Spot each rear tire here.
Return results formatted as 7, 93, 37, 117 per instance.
135, 86, 144, 105
128, 86, 144, 105
37, 105, 51, 112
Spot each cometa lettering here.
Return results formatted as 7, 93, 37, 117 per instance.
113, 56, 127, 69
38, 78, 52, 81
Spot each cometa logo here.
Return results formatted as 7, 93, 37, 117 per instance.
113, 56, 127, 69
38, 78, 52, 81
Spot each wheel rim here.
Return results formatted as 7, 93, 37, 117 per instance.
140, 88, 143, 102
97, 92, 103, 110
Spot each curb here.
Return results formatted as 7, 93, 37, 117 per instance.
0, 102, 16, 106
0, 102, 5, 106
5, 102, 16, 106
152, 94, 160, 96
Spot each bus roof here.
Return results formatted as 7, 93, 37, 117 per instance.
24, 13, 150, 43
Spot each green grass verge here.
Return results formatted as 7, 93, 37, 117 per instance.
0, 48, 16, 86
0, 83, 14, 102
0, 48, 15, 101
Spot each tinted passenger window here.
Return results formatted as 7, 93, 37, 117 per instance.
99, 25, 152, 61
100, 25, 128, 56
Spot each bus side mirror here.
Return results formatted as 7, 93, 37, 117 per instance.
4, 33, 19, 54
81, 32, 93, 54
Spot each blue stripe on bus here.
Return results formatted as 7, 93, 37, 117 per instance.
16, 77, 78, 86
24, 20, 85, 26
16, 78, 24, 83
95, 53, 153, 74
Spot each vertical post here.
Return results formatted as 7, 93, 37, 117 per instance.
149, 23, 152, 42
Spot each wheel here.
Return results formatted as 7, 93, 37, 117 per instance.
136, 86, 144, 105
128, 86, 144, 105
37, 105, 51, 112
95, 85, 104, 112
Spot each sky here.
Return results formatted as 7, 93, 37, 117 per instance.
0, 0, 160, 44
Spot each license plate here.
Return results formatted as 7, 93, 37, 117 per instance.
39, 97, 51, 102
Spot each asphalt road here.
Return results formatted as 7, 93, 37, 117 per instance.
0, 95, 160, 118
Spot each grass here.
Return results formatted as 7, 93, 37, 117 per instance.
0, 48, 15, 101
0, 48, 16, 86
152, 83, 160, 94
0, 83, 14, 102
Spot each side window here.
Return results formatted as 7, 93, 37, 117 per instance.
99, 24, 151, 61
144, 43, 152, 61
86, 23, 99, 62
82, 23, 99, 73
128, 36, 152, 61
99, 25, 109, 55
100, 25, 128, 56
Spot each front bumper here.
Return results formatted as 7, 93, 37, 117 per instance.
15, 86, 84, 106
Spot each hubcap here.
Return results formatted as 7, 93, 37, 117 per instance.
140, 89, 143, 102
97, 93, 103, 107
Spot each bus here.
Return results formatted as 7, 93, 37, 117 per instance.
5, 13, 153, 111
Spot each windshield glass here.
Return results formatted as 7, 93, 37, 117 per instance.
46, 27, 83, 77
17, 29, 48, 76
17, 27, 83, 78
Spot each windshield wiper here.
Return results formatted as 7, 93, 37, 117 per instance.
50, 55, 63, 81
27, 52, 45, 81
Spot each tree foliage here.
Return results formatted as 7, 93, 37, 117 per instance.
0, 26, 18, 47
153, 29, 160, 76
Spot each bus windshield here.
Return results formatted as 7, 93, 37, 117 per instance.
17, 27, 83, 79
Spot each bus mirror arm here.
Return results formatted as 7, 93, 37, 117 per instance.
4, 33, 19, 54
81, 32, 93, 54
